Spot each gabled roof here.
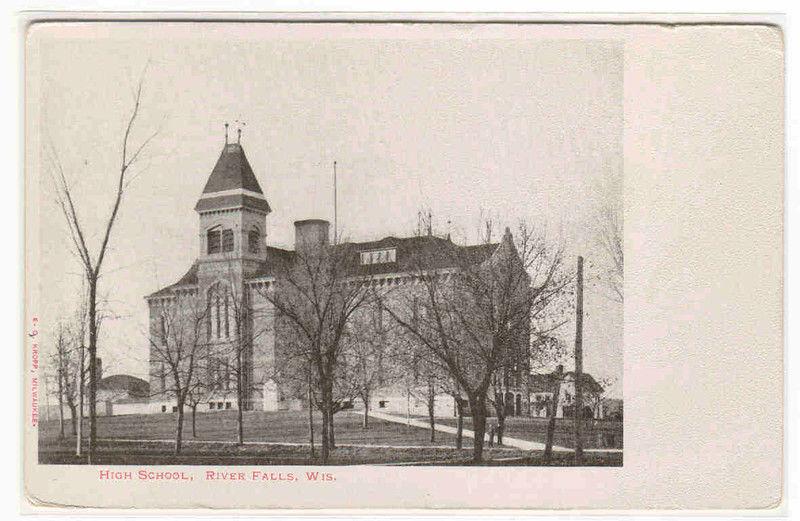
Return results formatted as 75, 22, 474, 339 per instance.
98, 374, 150, 398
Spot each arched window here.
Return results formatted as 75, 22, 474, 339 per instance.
207, 227, 221, 254
222, 229, 234, 253
248, 227, 260, 254
207, 282, 232, 341
215, 291, 221, 339
159, 314, 167, 344
224, 291, 230, 338
208, 226, 234, 254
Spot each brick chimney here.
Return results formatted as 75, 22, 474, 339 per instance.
294, 219, 330, 256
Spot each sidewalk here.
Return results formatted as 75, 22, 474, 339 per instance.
98, 437, 484, 451
362, 410, 623, 453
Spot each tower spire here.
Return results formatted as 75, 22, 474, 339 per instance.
224, 122, 229, 145
237, 127, 242, 144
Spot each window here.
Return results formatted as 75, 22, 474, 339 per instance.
224, 293, 229, 338
209, 402, 215, 410
172, 406, 178, 413
222, 229, 234, 252
215, 293, 221, 339
379, 400, 387, 409
225, 402, 232, 410
207, 229, 221, 254
159, 315, 167, 343
208, 227, 234, 254
208, 283, 232, 341
161, 405, 166, 413
248, 229, 260, 254
360, 248, 396, 265
217, 401, 223, 409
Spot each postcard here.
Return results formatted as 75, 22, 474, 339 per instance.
22, 16, 784, 512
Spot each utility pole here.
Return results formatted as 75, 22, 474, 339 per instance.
574, 256, 584, 465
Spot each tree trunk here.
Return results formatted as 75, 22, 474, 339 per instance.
362, 392, 369, 429
57, 360, 65, 439
191, 404, 197, 438
319, 384, 330, 464
175, 399, 184, 455
69, 405, 77, 435
497, 414, 505, 445
328, 410, 336, 450
236, 399, 244, 445
493, 392, 506, 445
468, 395, 487, 464
87, 279, 98, 464
427, 385, 436, 443
544, 365, 563, 463
236, 351, 244, 445
76, 343, 84, 457
307, 373, 315, 459
455, 398, 464, 449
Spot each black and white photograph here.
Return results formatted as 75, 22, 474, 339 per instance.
20, 14, 787, 513
31, 23, 623, 468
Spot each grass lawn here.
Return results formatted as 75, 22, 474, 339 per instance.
38, 437, 534, 466
39, 409, 460, 447
38, 410, 622, 465
414, 415, 623, 449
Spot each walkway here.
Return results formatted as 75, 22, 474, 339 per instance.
361, 410, 623, 454
97, 437, 514, 451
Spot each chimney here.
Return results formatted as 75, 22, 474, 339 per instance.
95, 357, 103, 381
294, 219, 330, 255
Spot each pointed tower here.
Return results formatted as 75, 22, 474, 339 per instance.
194, 135, 271, 280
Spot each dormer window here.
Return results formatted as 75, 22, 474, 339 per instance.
360, 248, 396, 265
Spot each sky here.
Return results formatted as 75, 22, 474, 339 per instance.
32, 23, 623, 397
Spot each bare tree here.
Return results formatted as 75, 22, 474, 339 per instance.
595, 182, 623, 303
62, 324, 85, 437
149, 294, 208, 454
397, 341, 449, 443
259, 241, 374, 464
339, 300, 398, 429
589, 376, 616, 419
543, 364, 564, 463
385, 220, 569, 462
203, 256, 280, 445
46, 67, 158, 462
185, 377, 211, 439
50, 325, 68, 438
